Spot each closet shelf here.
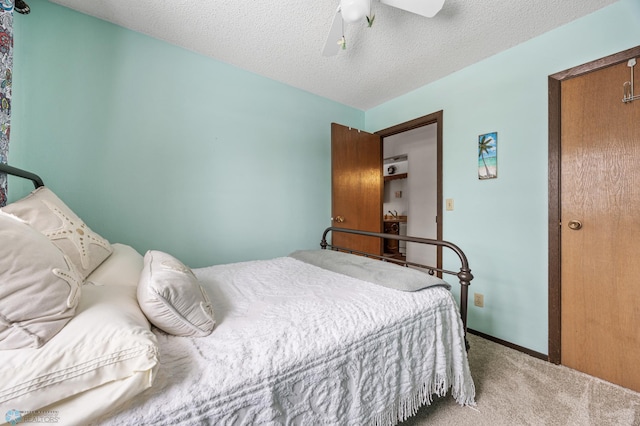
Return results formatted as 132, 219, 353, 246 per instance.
384, 173, 407, 182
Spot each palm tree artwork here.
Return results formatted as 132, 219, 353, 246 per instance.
478, 132, 497, 179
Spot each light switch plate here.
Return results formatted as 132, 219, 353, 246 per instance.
446, 199, 454, 211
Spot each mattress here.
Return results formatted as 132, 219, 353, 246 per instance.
99, 256, 475, 425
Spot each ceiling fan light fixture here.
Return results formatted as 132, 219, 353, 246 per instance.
340, 0, 369, 23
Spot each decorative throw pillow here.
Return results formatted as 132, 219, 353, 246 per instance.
0, 211, 83, 349
1, 186, 113, 279
137, 250, 215, 337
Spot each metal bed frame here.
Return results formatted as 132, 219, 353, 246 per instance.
321, 227, 473, 347
0, 162, 44, 189
0, 162, 473, 347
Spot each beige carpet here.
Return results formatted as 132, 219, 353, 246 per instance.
401, 334, 640, 426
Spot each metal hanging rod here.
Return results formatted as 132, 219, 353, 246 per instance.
623, 58, 640, 104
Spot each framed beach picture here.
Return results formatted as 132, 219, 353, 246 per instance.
478, 132, 497, 179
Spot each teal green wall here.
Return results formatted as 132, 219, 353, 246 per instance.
365, 0, 640, 354
9, 0, 640, 354
11, 0, 364, 268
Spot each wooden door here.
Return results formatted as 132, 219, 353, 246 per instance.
560, 60, 640, 391
331, 123, 382, 255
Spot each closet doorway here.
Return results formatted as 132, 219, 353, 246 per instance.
330, 111, 443, 269
548, 46, 640, 392
381, 123, 439, 266
376, 111, 443, 270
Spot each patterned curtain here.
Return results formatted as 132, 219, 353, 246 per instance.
0, 0, 11, 207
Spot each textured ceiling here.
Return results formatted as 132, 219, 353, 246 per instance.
48, 0, 617, 110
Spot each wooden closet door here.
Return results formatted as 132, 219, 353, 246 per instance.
331, 123, 383, 255
560, 61, 640, 392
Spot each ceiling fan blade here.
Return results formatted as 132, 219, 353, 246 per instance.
322, 8, 344, 57
379, 0, 445, 18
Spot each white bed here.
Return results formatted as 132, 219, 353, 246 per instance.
0, 164, 475, 426
101, 255, 474, 425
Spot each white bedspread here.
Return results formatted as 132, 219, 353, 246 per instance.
99, 256, 475, 425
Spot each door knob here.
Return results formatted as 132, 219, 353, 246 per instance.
567, 220, 583, 230
332, 216, 345, 223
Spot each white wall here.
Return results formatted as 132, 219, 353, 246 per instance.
384, 124, 437, 265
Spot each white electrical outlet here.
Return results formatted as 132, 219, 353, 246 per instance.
474, 293, 484, 308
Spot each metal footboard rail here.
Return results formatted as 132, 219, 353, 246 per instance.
320, 226, 473, 346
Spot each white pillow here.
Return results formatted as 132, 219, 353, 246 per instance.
1, 186, 113, 279
137, 250, 215, 337
85, 243, 144, 287
0, 285, 158, 424
0, 211, 83, 349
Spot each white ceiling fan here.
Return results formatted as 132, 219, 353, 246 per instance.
322, 0, 446, 56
